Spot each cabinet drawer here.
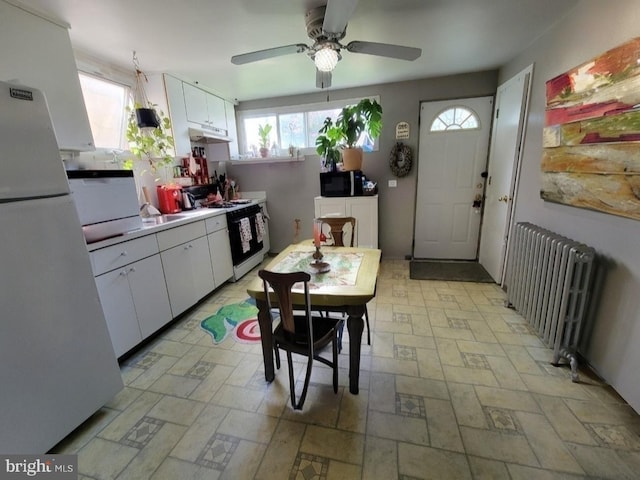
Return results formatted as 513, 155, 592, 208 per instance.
90, 235, 159, 276
205, 214, 228, 233
156, 220, 206, 251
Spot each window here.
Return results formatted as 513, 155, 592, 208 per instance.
78, 72, 131, 149
237, 97, 378, 158
430, 106, 479, 132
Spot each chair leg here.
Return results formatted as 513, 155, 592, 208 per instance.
332, 325, 340, 393
365, 305, 371, 345
274, 343, 281, 369
296, 354, 313, 410
285, 351, 297, 409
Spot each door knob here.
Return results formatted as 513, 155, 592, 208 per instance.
498, 195, 510, 203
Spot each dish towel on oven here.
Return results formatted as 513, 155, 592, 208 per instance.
239, 217, 252, 253
255, 212, 265, 244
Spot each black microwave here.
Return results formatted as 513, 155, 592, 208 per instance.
320, 170, 364, 197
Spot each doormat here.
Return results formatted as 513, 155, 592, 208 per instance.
410, 260, 495, 283
201, 298, 261, 344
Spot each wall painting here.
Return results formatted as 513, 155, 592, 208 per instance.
542, 37, 640, 221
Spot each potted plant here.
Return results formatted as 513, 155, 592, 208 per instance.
258, 123, 272, 157
335, 98, 383, 171
315, 117, 342, 171
125, 102, 175, 171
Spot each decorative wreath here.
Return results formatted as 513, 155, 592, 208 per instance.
389, 142, 413, 177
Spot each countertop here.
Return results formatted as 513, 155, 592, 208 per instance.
86, 194, 266, 252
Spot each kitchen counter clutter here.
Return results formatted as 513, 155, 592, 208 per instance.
87, 194, 268, 358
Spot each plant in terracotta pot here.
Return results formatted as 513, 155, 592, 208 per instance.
335, 98, 382, 170
315, 117, 342, 172
258, 123, 272, 157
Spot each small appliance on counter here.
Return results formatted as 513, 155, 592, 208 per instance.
157, 184, 182, 213
67, 169, 142, 243
320, 170, 364, 197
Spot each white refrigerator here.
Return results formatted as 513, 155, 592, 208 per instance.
0, 81, 123, 453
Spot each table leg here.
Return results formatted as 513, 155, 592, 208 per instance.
256, 298, 275, 382
346, 304, 365, 394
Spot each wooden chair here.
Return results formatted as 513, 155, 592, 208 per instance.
259, 269, 343, 410
317, 216, 371, 345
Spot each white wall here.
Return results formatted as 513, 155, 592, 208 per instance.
500, 0, 640, 411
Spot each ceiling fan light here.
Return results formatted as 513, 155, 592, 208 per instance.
314, 48, 339, 72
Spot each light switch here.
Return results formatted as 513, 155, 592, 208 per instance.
388, 179, 398, 188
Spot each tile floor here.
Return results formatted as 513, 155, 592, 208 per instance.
53, 259, 640, 479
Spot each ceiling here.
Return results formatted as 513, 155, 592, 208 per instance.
16, 0, 579, 102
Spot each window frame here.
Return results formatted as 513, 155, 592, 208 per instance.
429, 105, 481, 132
236, 95, 381, 158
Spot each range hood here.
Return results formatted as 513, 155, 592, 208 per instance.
188, 127, 232, 144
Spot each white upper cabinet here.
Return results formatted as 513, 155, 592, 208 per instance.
183, 82, 227, 133
0, 0, 94, 151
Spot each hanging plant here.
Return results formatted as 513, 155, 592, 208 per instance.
125, 51, 174, 170
125, 102, 174, 170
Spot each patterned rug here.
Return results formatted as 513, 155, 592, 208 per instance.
201, 298, 261, 344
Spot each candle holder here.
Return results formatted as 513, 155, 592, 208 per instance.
312, 245, 323, 261
310, 244, 330, 273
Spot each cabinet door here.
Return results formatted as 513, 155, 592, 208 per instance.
225, 100, 239, 159
314, 197, 347, 218
183, 82, 209, 126
347, 197, 379, 248
94, 269, 142, 358
128, 255, 173, 339
209, 228, 233, 287
207, 94, 227, 132
161, 236, 214, 316
0, 1, 93, 150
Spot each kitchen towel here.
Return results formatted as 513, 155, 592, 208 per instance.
255, 212, 265, 244
239, 217, 252, 253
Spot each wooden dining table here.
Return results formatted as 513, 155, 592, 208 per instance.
246, 242, 381, 394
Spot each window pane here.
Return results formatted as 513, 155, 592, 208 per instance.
78, 73, 128, 149
244, 115, 277, 156
279, 113, 305, 149
431, 107, 480, 132
307, 108, 340, 147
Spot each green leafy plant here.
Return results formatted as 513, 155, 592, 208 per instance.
125, 102, 175, 170
315, 117, 342, 169
258, 123, 273, 149
335, 98, 383, 148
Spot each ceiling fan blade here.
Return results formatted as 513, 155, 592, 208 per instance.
346, 41, 422, 61
323, 0, 359, 36
316, 69, 332, 89
231, 44, 308, 65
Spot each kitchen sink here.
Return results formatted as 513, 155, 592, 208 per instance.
142, 214, 187, 225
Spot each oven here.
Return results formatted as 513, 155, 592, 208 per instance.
226, 203, 268, 280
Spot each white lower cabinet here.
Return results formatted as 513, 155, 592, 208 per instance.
314, 195, 379, 248
159, 223, 215, 317
94, 254, 172, 358
206, 216, 233, 287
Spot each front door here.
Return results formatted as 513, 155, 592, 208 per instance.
413, 96, 493, 259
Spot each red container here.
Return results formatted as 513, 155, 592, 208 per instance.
157, 185, 182, 214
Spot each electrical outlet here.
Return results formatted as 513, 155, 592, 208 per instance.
388, 179, 398, 188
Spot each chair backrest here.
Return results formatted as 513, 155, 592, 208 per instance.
258, 269, 311, 336
320, 216, 356, 247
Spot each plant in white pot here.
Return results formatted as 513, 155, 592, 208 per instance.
335, 98, 383, 171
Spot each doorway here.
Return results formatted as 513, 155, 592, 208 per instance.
413, 96, 493, 259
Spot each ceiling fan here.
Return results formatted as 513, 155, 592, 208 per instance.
230, 0, 422, 89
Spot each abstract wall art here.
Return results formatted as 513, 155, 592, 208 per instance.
542, 37, 640, 221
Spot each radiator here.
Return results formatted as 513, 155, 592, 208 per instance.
505, 222, 595, 382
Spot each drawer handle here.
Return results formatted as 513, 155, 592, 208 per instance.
120, 251, 128, 257
119, 270, 127, 277
129, 267, 136, 273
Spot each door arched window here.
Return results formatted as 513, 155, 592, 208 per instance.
430, 106, 480, 132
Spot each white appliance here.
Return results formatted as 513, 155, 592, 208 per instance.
0, 81, 123, 453
67, 170, 143, 243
